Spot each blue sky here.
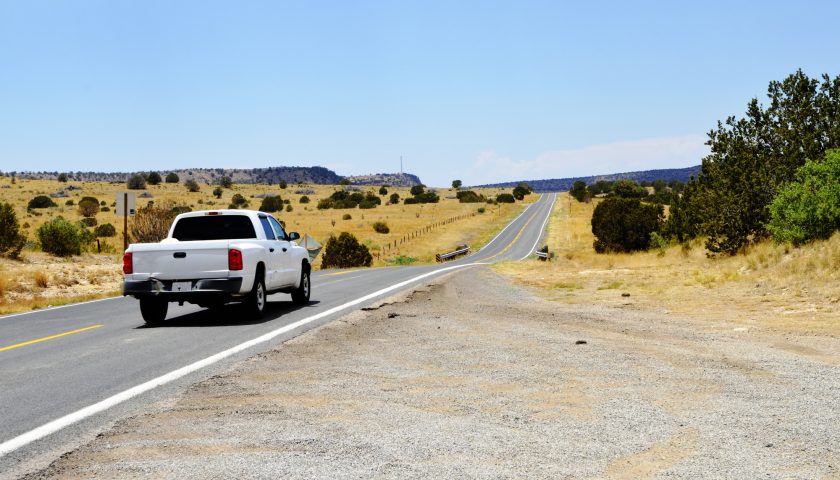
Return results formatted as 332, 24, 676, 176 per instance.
1, 1, 838, 187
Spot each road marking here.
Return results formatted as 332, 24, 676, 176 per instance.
0, 325, 104, 353
0, 297, 120, 321
481, 208, 541, 263
519, 192, 557, 260
477, 194, 542, 253
0, 262, 484, 457
322, 270, 359, 277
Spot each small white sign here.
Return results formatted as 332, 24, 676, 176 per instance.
116, 192, 137, 216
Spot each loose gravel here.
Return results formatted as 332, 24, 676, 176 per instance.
27, 268, 840, 479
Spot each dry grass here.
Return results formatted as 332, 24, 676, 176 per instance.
0, 176, 531, 314
33, 271, 49, 288
496, 193, 840, 335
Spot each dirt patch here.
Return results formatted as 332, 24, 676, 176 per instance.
28, 268, 840, 479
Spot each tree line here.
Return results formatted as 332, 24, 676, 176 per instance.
577, 70, 840, 255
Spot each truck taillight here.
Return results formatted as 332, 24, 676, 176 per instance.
123, 252, 133, 274
228, 249, 243, 271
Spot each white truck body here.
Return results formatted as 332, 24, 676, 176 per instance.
123, 210, 311, 323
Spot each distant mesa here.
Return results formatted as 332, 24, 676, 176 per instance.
476, 166, 702, 192
8, 166, 424, 187
345, 173, 422, 187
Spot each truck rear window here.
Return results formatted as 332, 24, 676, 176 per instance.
171, 216, 257, 241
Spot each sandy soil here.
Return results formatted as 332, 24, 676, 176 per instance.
27, 268, 840, 479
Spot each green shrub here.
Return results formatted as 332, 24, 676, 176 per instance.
94, 223, 117, 237
127, 174, 146, 190
229, 193, 248, 209
768, 149, 840, 245
591, 198, 664, 253
372, 221, 389, 234
456, 190, 486, 203
342, 213, 352, 220
81, 217, 97, 227
0, 202, 26, 258
259, 195, 283, 212
299, 195, 310, 204
285, 204, 293, 213
379, 186, 388, 195
101, 206, 110, 212
477, 207, 486, 214
320, 232, 372, 269
184, 179, 200, 192
147, 171, 162, 185
279, 180, 288, 189
37, 217, 82, 256
410, 185, 425, 196
78, 197, 100, 218
496, 193, 515, 203
611, 179, 647, 198
389, 193, 400, 204
570, 180, 589, 202
218, 176, 233, 188
65, 199, 74, 206
165, 172, 179, 183
212, 187, 223, 199
28, 196, 57, 209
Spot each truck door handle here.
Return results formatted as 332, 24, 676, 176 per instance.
173, 252, 186, 258
269, 248, 275, 252
282, 248, 287, 252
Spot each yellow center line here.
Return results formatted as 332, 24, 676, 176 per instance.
0, 324, 104, 352
481, 209, 540, 263
322, 270, 359, 277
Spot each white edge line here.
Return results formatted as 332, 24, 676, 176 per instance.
519, 192, 557, 261
477, 193, 543, 253
0, 296, 121, 321
0, 262, 485, 457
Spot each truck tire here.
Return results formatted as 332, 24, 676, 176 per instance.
139, 298, 168, 325
246, 275, 266, 318
291, 268, 311, 305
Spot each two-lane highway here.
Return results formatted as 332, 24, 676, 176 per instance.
0, 192, 556, 476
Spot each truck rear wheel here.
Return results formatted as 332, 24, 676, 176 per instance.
291, 268, 310, 305
246, 275, 266, 318
139, 298, 168, 325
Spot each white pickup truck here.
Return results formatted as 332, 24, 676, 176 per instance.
123, 210, 311, 325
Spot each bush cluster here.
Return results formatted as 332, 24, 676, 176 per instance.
318, 191, 381, 210
28, 196, 57, 209
456, 190, 486, 203
94, 223, 116, 237
768, 149, 840, 245
591, 198, 664, 253
496, 193, 515, 203
37, 217, 83, 256
320, 232, 372, 269
372, 221, 390, 234
0, 202, 26, 258
259, 195, 284, 212
404, 185, 439, 204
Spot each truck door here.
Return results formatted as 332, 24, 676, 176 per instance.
257, 215, 284, 290
268, 216, 295, 287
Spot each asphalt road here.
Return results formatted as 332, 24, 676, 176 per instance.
0, 192, 556, 476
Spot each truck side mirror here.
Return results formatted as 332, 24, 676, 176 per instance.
288, 232, 300, 241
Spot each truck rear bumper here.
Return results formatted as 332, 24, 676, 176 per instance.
124, 277, 244, 298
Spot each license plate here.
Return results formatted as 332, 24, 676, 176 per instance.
172, 281, 192, 292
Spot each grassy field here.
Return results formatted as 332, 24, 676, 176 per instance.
0, 176, 530, 314
496, 193, 840, 335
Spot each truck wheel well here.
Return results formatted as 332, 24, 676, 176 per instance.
301, 260, 310, 274
255, 262, 265, 280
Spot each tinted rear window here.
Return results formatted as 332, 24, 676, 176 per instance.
171, 216, 257, 241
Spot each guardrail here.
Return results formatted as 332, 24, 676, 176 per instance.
436, 245, 470, 262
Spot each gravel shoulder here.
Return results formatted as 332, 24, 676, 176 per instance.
27, 267, 840, 479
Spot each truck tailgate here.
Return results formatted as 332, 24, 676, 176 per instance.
130, 240, 232, 280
